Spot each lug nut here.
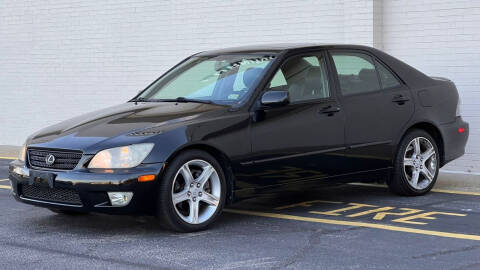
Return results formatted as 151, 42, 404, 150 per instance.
197, 183, 201, 188
190, 183, 194, 188
192, 197, 197, 202
198, 192, 202, 197
187, 191, 191, 196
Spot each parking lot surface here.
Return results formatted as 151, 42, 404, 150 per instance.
1, 158, 480, 270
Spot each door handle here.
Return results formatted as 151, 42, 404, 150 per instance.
392, 95, 410, 104
319, 105, 341, 116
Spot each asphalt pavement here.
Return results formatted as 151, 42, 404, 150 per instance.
1, 158, 480, 270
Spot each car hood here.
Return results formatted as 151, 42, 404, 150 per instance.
27, 102, 228, 153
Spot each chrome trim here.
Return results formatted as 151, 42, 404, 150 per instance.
26, 148, 84, 171
19, 196, 83, 208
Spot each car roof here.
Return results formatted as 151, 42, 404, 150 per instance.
196, 43, 374, 56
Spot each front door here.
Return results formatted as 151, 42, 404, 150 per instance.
239, 52, 346, 189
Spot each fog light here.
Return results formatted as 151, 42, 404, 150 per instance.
107, 192, 133, 207
13, 166, 29, 177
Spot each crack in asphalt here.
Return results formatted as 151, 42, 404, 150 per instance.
0, 240, 177, 270
454, 262, 480, 270
273, 226, 366, 270
413, 245, 480, 259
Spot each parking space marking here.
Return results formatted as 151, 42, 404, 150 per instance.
274, 200, 342, 210
276, 200, 467, 226
429, 188, 480, 196
350, 182, 480, 196
0, 179, 8, 182
0, 185, 11, 190
224, 209, 480, 241
0, 157, 15, 160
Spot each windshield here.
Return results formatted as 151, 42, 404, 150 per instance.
136, 54, 276, 105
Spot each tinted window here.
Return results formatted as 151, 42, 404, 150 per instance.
332, 53, 381, 95
139, 55, 275, 105
268, 54, 330, 102
376, 60, 401, 89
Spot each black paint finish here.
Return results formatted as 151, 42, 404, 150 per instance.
9, 44, 469, 214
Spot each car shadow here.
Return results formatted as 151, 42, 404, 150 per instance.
21, 183, 439, 235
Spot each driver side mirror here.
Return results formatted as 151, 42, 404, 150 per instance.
260, 90, 289, 107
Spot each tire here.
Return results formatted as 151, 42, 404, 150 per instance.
157, 150, 226, 232
48, 209, 87, 215
388, 129, 440, 196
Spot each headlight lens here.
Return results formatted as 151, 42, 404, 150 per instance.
19, 143, 26, 162
88, 143, 154, 169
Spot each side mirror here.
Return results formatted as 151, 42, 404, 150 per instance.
260, 90, 289, 107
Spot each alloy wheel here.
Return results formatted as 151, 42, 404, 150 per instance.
171, 159, 221, 224
403, 137, 437, 190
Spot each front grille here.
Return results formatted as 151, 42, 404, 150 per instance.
21, 184, 82, 206
28, 149, 82, 170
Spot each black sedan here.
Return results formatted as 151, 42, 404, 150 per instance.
9, 44, 469, 232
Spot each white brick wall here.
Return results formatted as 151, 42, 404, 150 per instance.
383, 0, 480, 173
0, 0, 478, 173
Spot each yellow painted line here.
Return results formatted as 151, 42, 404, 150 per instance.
0, 156, 16, 160
430, 189, 480, 196
0, 179, 8, 182
349, 183, 480, 197
0, 185, 11, 190
274, 200, 342, 210
224, 209, 480, 241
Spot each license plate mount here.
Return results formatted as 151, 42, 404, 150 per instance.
29, 171, 56, 188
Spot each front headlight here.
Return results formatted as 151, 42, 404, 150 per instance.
19, 143, 26, 162
88, 143, 154, 169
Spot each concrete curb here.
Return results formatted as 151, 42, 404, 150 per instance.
436, 171, 480, 192
0, 145, 20, 158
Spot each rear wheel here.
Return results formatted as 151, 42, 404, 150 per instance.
388, 129, 440, 196
157, 150, 226, 232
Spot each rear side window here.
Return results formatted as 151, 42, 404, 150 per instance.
375, 60, 401, 89
331, 52, 381, 96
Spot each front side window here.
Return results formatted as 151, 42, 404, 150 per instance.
267, 54, 330, 103
138, 55, 276, 105
331, 52, 381, 95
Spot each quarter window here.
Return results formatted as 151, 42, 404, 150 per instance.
331, 53, 381, 95
267, 54, 330, 102
376, 60, 401, 89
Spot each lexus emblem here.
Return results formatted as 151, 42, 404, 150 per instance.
45, 154, 55, 166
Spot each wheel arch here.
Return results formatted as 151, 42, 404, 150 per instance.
399, 121, 445, 166
164, 143, 236, 205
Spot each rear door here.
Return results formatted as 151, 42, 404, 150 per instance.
328, 50, 414, 172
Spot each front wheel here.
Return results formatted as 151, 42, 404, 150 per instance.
388, 129, 440, 196
157, 150, 226, 232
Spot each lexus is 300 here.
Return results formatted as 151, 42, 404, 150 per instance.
9, 44, 469, 232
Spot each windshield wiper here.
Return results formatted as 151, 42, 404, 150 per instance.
131, 97, 214, 104
131, 97, 153, 103
156, 97, 213, 104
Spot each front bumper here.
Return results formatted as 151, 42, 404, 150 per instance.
440, 116, 469, 166
8, 160, 164, 215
